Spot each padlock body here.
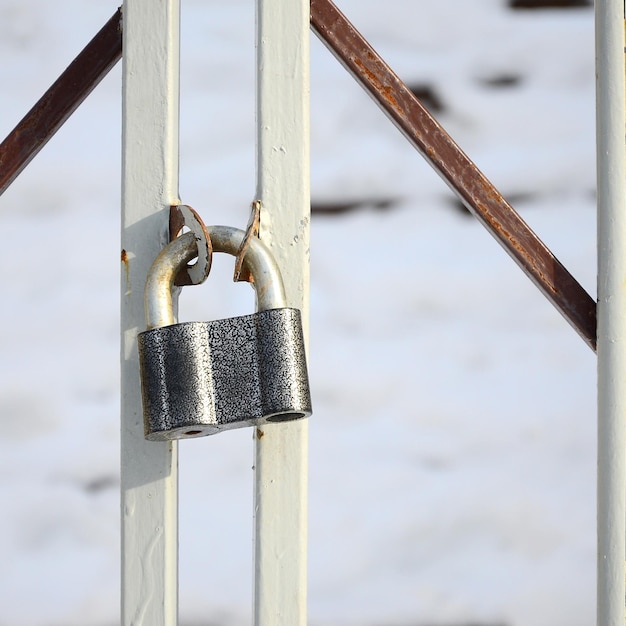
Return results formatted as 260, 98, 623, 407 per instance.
138, 308, 311, 440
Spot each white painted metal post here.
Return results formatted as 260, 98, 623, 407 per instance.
121, 1, 181, 624
596, 1, 626, 625
254, 0, 310, 623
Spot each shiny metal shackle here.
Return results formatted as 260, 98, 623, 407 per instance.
144, 225, 287, 329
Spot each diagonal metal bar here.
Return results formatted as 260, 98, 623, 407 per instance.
311, 0, 597, 352
0, 8, 123, 196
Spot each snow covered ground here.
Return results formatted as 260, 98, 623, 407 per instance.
0, 1, 597, 625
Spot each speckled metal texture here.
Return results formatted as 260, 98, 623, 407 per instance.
138, 307, 311, 440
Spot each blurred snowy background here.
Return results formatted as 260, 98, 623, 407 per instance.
0, 0, 596, 625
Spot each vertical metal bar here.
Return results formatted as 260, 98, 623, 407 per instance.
596, 1, 626, 625
0, 9, 122, 197
120, 1, 181, 624
254, 0, 310, 622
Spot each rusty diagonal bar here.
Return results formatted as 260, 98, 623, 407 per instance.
0, 2, 596, 350
0, 8, 122, 196
311, 0, 597, 352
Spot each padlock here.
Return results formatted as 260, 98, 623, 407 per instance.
137, 225, 312, 440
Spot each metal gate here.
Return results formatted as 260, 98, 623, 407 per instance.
0, 1, 622, 624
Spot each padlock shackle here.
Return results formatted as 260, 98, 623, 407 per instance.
144, 226, 287, 329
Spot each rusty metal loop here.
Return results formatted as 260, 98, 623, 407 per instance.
169, 204, 212, 286
234, 200, 261, 284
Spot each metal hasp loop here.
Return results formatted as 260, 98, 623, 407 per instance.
138, 226, 311, 441
169, 204, 212, 287
234, 199, 262, 284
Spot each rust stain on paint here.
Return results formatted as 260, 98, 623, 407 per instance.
121, 249, 131, 294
